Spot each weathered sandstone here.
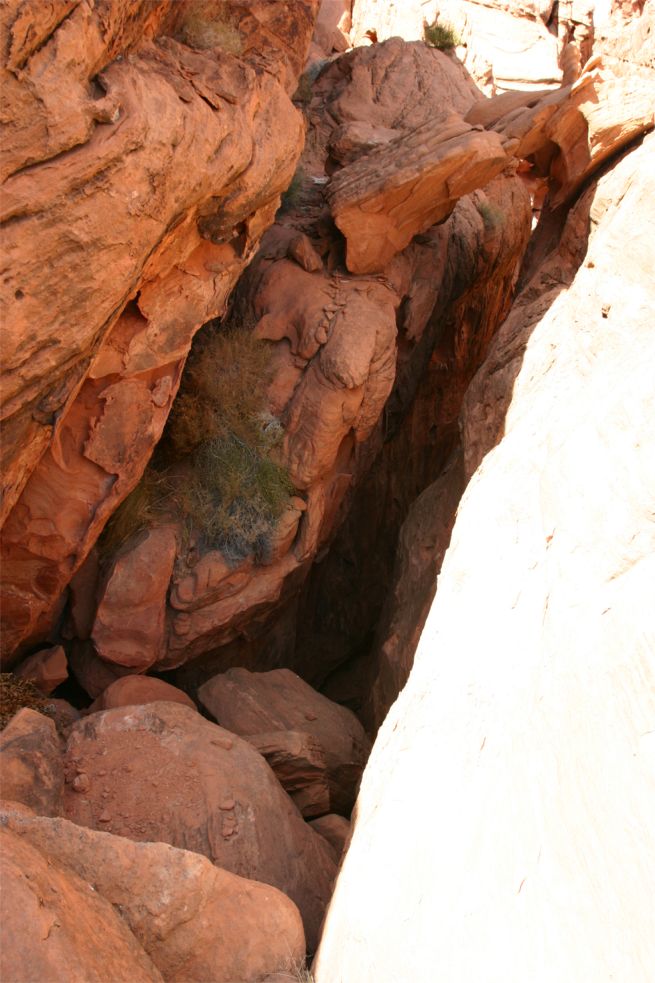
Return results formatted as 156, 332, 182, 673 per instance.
0, 827, 161, 982
198, 668, 371, 815
0, 0, 318, 664
0, 708, 63, 816
0, 803, 305, 982
62, 701, 336, 950
13, 644, 67, 694
88, 674, 196, 713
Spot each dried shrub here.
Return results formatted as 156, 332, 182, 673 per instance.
177, 4, 242, 53
104, 323, 295, 566
167, 327, 270, 456
423, 20, 461, 50
0, 674, 49, 730
98, 470, 172, 557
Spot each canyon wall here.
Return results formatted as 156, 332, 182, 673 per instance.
314, 9, 655, 977
0, 0, 318, 664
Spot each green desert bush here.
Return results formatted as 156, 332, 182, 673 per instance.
179, 433, 293, 562
423, 19, 461, 50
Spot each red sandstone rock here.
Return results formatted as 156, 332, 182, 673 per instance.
198, 668, 371, 815
0, 802, 305, 982
0, 708, 63, 816
88, 674, 196, 713
62, 701, 336, 951
13, 644, 67, 694
247, 730, 332, 818
328, 119, 510, 274
309, 813, 351, 862
92, 525, 178, 670
0, 828, 161, 982
68, 638, 129, 698
0, 0, 317, 665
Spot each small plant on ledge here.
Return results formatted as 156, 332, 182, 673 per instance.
100, 319, 294, 566
423, 19, 461, 51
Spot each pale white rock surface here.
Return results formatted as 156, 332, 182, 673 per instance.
314, 133, 655, 983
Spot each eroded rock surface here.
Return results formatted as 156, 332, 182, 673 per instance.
199, 668, 371, 815
0, 828, 161, 983
0, 0, 318, 664
0, 803, 305, 983
62, 701, 336, 951
0, 709, 63, 816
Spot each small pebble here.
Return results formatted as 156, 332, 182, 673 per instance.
304, 711, 318, 721
219, 798, 235, 811
98, 811, 111, 823
72, 774, 90, 793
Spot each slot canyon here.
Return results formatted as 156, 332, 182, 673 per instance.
0, 0, 653, 980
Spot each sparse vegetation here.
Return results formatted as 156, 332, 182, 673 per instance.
477, 199, 504, 232
177, 3, 243, 54
280, 167, 305, 212
293, 59, 329, 106
293, 74, 314, 107
423, 19, 461, 50
279, 166, 306, 213
0, 673, 49, 730
101, 321, 294, 566
99, 469, 172, 556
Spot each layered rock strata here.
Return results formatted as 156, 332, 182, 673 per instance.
0, 0, 318, 663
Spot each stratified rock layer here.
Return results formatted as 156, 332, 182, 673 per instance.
0, 0, 318, 664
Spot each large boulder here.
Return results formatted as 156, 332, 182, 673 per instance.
247, 730, 332, 818
88, 673, 196, 713
62, 701, 336, 951
0, 708, 63, 816
198, 668, 372, 815
0, 827, 161, 982
313, 133, 655, 982
0, 803, 305, 982
13, 644, 68, 694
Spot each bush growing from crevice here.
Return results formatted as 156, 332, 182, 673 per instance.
423, 19, 461, 50
176, 3, 243, 53
99, 470, 173, 557
100, 322, 294, 566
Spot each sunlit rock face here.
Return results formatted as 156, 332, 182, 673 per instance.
2, 18, 537, 684
0, 0, 318, 664
313, 126, 655, 982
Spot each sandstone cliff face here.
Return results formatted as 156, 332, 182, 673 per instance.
314, 96, 655, 983
2, 27, 537, 685
0, 0, 318, 664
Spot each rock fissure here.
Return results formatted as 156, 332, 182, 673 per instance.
1, 0, 654, 978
